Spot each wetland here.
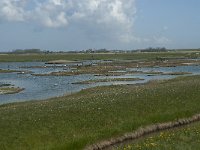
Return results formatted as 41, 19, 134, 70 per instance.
0, 51, 200, 149
0, 57, 200, 105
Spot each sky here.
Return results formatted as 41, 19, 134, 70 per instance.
0, 0, 200, 51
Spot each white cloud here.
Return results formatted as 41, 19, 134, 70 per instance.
51, 0, 63, 6
0, 0, 137, 43
0, 0, 25, 21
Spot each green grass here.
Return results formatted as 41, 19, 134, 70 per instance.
118, 122, 200, 150
0, 51, 197, 62
72, 78, 143, 84
31, 57, 200, 77
0, 87, 24, 94
0, 69, 19, 73
0, 69, 32, 74
0, 75, 200, 149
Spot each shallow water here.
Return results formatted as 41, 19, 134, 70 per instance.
0, 61, 199, 105
129, 65, 200, 75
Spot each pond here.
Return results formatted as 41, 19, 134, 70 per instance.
0, 61, 199, 105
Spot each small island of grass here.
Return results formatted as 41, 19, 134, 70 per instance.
72, 78, 144, 84
0, 69, 32, 74
162, 72, 192, 75
0, 69, 19, 73
45, 60, 79, 64
32, 71, 80, 76
0, 84, 24, 95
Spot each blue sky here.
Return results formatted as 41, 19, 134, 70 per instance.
0, 0, 200, 51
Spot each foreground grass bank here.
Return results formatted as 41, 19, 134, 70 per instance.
119, 121, 200, 150
0, 75, 200, 149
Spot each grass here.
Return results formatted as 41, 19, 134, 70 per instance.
145, 71, 192, 76
0, 69, 19, 73
31, 58, 200, 77
118, 122, 200, 150
0, 51, 199, 62
0, 75, 200, 149
32, 71, 80, 76
0, 81, 24, 94
162, 72, 192, 75
0, 84, 12, 87
72, 78, 143, 84
0, 87, 24, 94
0, 69, 32, 74
46, 60, 80, 64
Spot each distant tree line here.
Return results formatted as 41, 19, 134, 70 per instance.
11, 49, 43, 54
138, 47, 168, 52
7, 47, 200, 54
9, 47, 170, 54
84, 49, 110, 53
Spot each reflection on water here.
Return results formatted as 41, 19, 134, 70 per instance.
0, 61, 199, 105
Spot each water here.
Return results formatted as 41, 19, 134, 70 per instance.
0, 61, 199, 105
129, 65, 200, 75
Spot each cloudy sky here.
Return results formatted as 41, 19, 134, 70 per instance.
0, 0, 200, 51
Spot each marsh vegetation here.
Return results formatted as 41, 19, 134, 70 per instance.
118, 121, 200, 150
0, 51, 200, 149
0, 75, 200, 149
